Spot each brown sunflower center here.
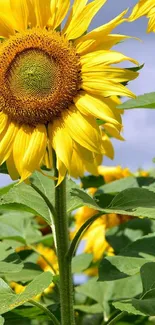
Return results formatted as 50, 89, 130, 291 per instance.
0, 29, 81, 125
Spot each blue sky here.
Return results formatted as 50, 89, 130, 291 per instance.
1, 0, 155, 186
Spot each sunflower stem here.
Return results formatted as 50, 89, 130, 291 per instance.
53, 151, 75, 325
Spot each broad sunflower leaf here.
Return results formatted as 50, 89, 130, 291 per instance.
132, 262, 155, 316
98, 234, 155, 281
0, 182, 51, 224
0, 272, 53, 315
0, 183, 15, 196
72, 253, 93, 273
0, 317, 4, 325
0, 242, 23, 275
74, 304, 103, 314
5, 262, 42, 283
0, 211, 42, 245
30, 171, 83, 213
98, 176, 139, 193
113, 301, 145, 316
80, 175, 105, 189
76, 275, 142, 319
106, 218, 155, 254
4, 306, 48, 322
71, 187, 155, 220
118, 92, 155, 110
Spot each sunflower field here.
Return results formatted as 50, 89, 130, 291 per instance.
0, 0, 155, 324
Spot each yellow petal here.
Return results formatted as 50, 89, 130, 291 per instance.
77, 34, 132, 55
63, 0, 88, 33
26, 0, 37, 27
129, 0, 154, 21
10, 0, 28, 30
6, 152, 19, 180
0, 121, 18, 165
48, 120, 73, 170
49, 0, 70, 29
0, 112, 8, 134
0, 13, 15, 37
81, 50, 138, 68
101, 132, 114, 159
74, 92, 121, 127
63, 107, 102, 154
69, 144, 85, 178
13, 124, 47, 181
56, 158, 67, 186
82, 67, 138, 83
75, 10, 128, 54
82, 79, 136, 98
64, 0, 107, 40
147, 7, 155, 32
104, 123, 124, 140
33, 0, 51, 28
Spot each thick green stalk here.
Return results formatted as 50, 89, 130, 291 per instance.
53, 153, 75, 325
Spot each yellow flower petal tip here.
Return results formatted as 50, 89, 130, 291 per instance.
129, 0, 155, 33
0, 0, 138, 183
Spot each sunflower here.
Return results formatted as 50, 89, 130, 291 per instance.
129, 0, 155, 32
0, 0, 138, 184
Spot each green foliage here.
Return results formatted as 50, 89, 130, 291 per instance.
1, 170, 155, 324
72, 253, 93, 273
0, 242, 23, 275
0, 272, 53, 315
118, 92, 155, 110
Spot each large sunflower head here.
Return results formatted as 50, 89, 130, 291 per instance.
129, 0, 155, 32
0, 0, 138, 184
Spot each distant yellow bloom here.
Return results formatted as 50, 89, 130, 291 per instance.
73, 206, 130, 262
98, 165, 132, 183
129, 0, 155, 32
11, 282, 25, 294
138, 169, 149, 177
36, 244, 58, 274
72, 165, 133, 264
0, 0, 138, 184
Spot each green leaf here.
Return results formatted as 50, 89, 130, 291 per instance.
0, 272, 53, 315
0, 317, 4, 325
5, 262, 42, 283
76, 275, 142, 319
0, 183, 15, 196
0, 211, 42, 244
99, 234, 155, 281
108, 188, 155, 210
72, 253, 93, 273
71, 188, 99, 210
105, 188, 155, 220
113, 301, 145, 316
71, 187, 155, 220
74, 304, 103, 314
99, 256, 146, 281
132, 263, 155, 316
0, 162, 8, 175
106, 218, 155, 254
0, 242, 23, 275
30, 171, 83, 214
81, 175, 105, 189
99, 176, 139, 194
0, 182, 51, 224
4, 306, 48, 322
118, 92, 155, 110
